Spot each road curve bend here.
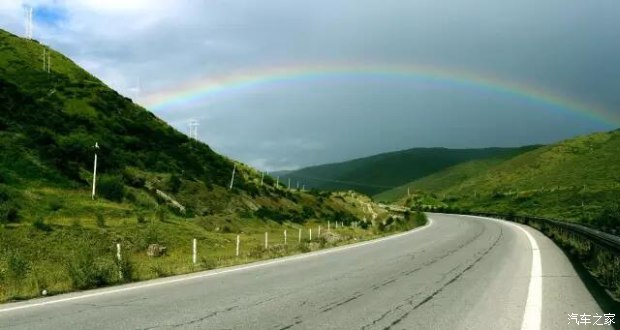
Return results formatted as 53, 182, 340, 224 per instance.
0, 214, 611, 329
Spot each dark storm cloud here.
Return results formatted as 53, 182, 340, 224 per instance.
2, 0, 619, 170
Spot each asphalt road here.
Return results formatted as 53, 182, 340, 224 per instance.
0, 214, 612, 329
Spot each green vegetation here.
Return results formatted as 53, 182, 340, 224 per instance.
398, 129, 620, 232
282, 146, 537, 196
0, 29, 425, 302
375, 157, 515, 202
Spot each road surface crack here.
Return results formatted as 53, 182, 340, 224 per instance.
380, 228, 504, 330
136, 305, 239, 330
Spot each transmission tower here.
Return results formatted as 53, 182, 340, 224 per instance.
25, 7, 34, 39
188, 119, 199, 140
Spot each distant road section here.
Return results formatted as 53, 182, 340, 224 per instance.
0, 214, 610, 329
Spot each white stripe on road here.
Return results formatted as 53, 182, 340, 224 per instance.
460, 215, 541, 330
0, 219, 433, 313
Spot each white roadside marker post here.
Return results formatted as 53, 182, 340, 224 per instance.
284, 230, 287, 245
116, 243, 122, 280
328, 221, 330, 232
265, 232, 268, 249
298, 228, 302, 243
318, 226, 321, 237
309, 228, 312, 241
236, 235, 240, 257
192, 238, 197, 264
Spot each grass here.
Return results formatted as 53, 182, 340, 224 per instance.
0, 28, 417, 303
0, 211, 427, 303
397, 129, 620, 231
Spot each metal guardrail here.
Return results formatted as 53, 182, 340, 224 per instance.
445, 211, 620, 255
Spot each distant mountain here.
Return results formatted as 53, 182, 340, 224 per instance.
281, 146, 538, 196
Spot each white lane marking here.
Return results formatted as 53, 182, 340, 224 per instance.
457, 214, 541, 330
0, 218, 434, 313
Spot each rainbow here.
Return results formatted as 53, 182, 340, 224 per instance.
141, 63, 619, 126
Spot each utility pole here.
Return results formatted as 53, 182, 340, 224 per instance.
296, 181, 299, 190
47, 52, 50, 73
42, 48, 46, 71
229, 164, 236, 190
276, 176, 279, 188
260, 172, 264, 186
288, 178, 291, 190
91, 142, 99, 200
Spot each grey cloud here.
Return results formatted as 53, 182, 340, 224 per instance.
1, 0, 619, 170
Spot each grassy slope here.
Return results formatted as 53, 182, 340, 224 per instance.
281, 146, 539, 196
0, 29, 423, 302
400, 130, 620, 228
374, 147, 537, 202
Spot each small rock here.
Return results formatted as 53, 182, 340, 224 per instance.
147, 244, 167, 257
41, 289, 48, 296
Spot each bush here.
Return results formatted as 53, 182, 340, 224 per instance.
6, 250, 30, 280
169, 174, 182, 194
137, 214, 146, 224
98, 175, 126, 202
48, 198, 64, 211
0, 203, 20, 224
96, 213, 105, 228
65, 248, 114, 289
32, 217, 52, 232
115, 250, 134, 282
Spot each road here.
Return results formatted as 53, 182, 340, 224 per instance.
0, 214, 612, 329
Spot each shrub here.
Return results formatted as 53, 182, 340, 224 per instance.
65, 248, 114, 289
201, 257, 217, 270
137, 214, 146, 224
592, 203, 620, 230
98, 175, 126, 202
6, 250, 30, 280
169, 174, 182, 194
32, 217, 53, 232
115, 251, 134, 282
0, 203, 20, 224
96, 213, 105, 228
48, 198, 64, 211
157, 208, 166, 222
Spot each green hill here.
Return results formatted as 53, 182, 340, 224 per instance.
0, 29, 398, 302
401, 130, 620, 230
374, 158, 510, 202
281, 146, 538, 196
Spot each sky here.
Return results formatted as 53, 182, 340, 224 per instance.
1, 0, 620, 171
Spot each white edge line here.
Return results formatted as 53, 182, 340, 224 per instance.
457, 214, 542, 330
0, 218, 434, 313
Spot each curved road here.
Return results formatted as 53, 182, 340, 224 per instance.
0, 214, 612, 329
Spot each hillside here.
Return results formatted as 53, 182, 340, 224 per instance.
0, 29, 405, 302
400, 130, 620, 230
373, 148, 537, 202
281, 146, 538, 196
